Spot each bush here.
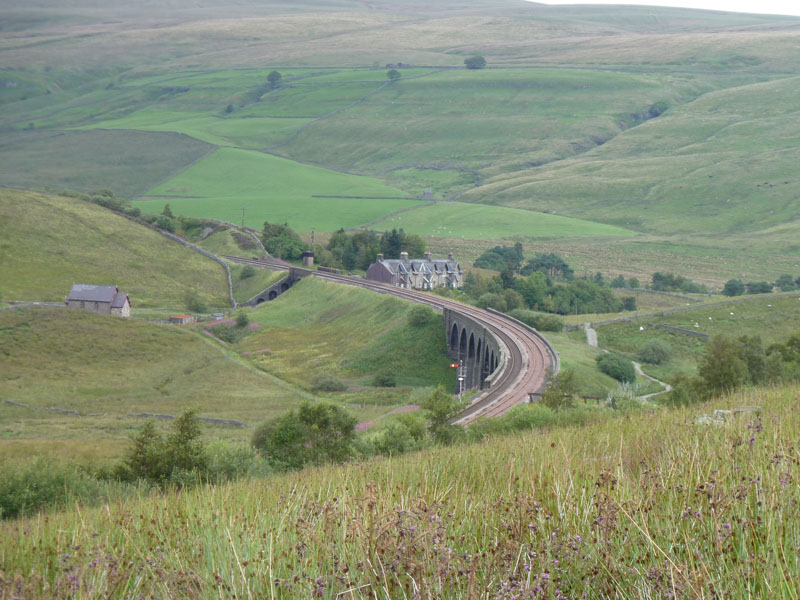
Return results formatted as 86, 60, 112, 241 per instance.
251, 401, 358, 470
370, 414, 428, 456
638, 339, 672, 365
185, 291, 208, 313
408, 305, 435, 327
212, 324, 246, 344
311, 373, 348, 393
371, 369, 397, 387
507, 309, 564, 332
235, 311, 249, 328
0, 458, 114, 520
596, 353, 636, 383
541, 369, 578, 410
240, 265, 256, 280
464, 55, 487, 69
606, 383, 643, 412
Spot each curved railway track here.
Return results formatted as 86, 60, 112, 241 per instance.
220, 255, 558, 424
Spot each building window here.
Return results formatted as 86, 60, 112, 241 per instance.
80, 301, 85, 308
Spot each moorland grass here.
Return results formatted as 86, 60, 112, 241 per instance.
2, 383, 797, 597
0, 130, 213, 198
0, 189, 229, 307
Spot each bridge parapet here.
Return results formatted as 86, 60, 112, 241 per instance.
443, 307, 505, 392
244, 268, 312, 306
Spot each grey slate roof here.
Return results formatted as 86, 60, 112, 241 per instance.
111, 293, 129, 308
67, 284, 118, 303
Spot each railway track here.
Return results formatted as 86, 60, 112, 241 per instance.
220, 255, 558, 424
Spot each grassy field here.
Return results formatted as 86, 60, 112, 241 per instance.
3, 381, 797, 597
369, 201, 635, 240
0, 189, 230, 307
0, 307, 307, 459
136, 147, 420, 232
595, 293, 800, 380
241, 277, 455, 390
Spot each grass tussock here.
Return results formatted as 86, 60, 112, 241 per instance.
2, 384, 798, 598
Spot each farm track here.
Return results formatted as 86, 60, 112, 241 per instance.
221, 255, 557, 425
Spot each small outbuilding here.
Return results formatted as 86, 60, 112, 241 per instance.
66, 284, 131, 317
169, 314, 196, 325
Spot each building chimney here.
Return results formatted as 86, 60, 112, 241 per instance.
377, 253, 384, 261
424, 251, 432, 261
400, 251, 409, 261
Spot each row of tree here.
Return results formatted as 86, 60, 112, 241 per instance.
723, 275, 800, 296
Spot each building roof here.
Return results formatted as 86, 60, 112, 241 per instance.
377, 257, 460, 274
111, 293, 129, 308
67, 284, 118, 303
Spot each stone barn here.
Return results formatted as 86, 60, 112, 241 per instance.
66, 284, 131, 317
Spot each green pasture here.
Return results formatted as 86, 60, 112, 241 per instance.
369, 201, 635, 239
0, 307, 306, 458
595, 293, 800, 380
242, 277, 455, 390
80, 109, 310, 148
137, 147, 420, 231
0, 189, 229, 307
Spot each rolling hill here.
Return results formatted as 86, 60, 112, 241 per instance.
0, 188, 229, 307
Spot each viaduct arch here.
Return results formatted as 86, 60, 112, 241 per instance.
443, 308, 504, 391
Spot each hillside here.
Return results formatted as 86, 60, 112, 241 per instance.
2, 383, 796, 597
2, 1, 800, 286
0, 306, 307, 459
0, 188, 229, 307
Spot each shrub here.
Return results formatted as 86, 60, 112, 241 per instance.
311, 373, 348, 393
596, 353, 635, 383
541, 369, 578, 410
464, 55, 487, 69
185, 291, 208, 313
408, 305, 435, 327
638, 339, 672, 365
371, 369, 397, 387
507, 309, 564, 332
240, 265, 256, 280
606, 383, 643, 412
235, 311, 249, 328
0, 459, 112, 520
252, 401, 357, 470
213, 324, 246, 344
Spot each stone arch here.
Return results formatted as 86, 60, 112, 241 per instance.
280, 282, 290, 292
459, 328, 467, 356
256, 297, 265, 304
476, 339, 482, 365
490, 350, 495, 373
468, 333, 475, 359
450, 323, 459, 350
268, 290, 278, 300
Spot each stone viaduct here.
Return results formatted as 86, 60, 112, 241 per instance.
244, 268, 311, 306
443, 307, 504, 391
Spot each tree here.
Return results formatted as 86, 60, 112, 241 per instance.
464, 55, 487, 69
746, 281, 773, 294
240, 265, 255, 280
628, 277, 640, 289
262, 221, 305, 259
775, 274, 796, 291
408, 305, 435, 327
387, 68, 401, 82
610, 275, 626, 288
697, 335, 748, 397
621, 296, 637, 311
722, 279, 745, 297
235, 311, 249, 328
161, 204, 174, 218
267, 70, 282, 87
420, 386, 465, 445
225, 103, 234, 114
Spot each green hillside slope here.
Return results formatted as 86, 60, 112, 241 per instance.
0, 306, 306, 456
0, 188, 229, 307
462, 76, 800, 239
